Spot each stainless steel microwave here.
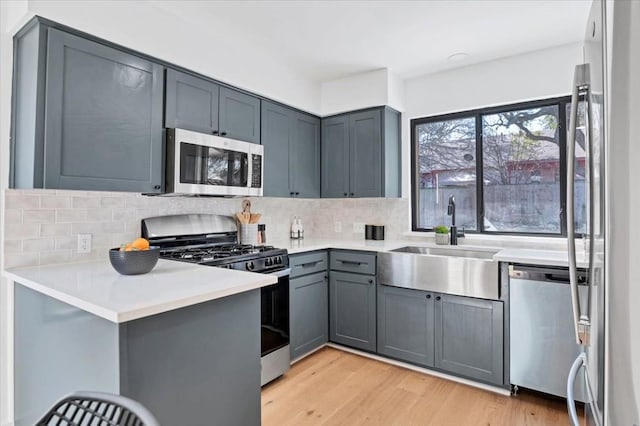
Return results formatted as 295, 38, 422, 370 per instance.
165, 128, 263, 196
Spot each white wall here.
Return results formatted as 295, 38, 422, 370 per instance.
320, 68, 389, 115
400, 42, 583, 198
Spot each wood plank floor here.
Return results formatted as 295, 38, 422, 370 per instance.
262, 347, 580, 425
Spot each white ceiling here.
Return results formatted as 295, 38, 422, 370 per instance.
151, 0, 592, 83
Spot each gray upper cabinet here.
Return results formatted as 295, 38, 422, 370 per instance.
165, 69, 219, 135
261, 100, 320, 197
165, 70, 260, 144
434, 293, 504, 385
321, 115, 350, 198
219, 86, 261, 144
377, 285, 435, 367
321, 107, 400, 198
44, 28, 164, 192
349, 110, 382, 197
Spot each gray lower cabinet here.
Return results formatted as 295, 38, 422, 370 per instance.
377, 284, 435, 367
15, 26, 165, 192
289, 251, 328, 360
434, 293, 504, 385
290, 271, 328, 360
261, 101, 320, 198
329, 271, 376, 352
165, 69, 260, 144
321, 107, 400, 198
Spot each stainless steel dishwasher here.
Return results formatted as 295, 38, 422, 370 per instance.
509, 264, 587, 402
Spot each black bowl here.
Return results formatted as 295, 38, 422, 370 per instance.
109, 246, 160, 275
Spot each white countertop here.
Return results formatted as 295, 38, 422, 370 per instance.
2, 238, 588, 324
272, 238, 588, 268
3, 259, 276, 323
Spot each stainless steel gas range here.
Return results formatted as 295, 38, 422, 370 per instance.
141, 214, 290, 386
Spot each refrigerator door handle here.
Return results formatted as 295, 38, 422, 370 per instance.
567, 63, 592, 346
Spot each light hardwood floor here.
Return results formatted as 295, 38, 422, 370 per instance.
262, 347, 580, 425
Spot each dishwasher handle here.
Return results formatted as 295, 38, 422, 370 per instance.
509, 265, 588, 284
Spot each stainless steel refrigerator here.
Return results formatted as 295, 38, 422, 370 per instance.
565, 0, 606, 424
566, 1, 640, 425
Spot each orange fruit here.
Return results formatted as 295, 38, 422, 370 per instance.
131, 238, 150, 251
120, 243, 133, 252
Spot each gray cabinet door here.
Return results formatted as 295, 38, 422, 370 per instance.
434, 294, 504, 385
261, 101, 292, 197
321, 115, 350, 198
44, 28, 163, 193
349, 109, 382, 198
219, 86, 260, 144
291, 112, 320, 198
290, 272, 328, 360
377, 285, 435, 367
329, 271, 376, 352
165, 69, 219, 135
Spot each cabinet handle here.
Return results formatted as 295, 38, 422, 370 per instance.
290, 192, 294, 196
338, 260, 362, 265
350, 193, 355, 197
300, 261, 320, 267
212, 130, 219, 135
368, 279, 373, 284
153, 185, 161, 190
426, 294, 431, 299
436, 296, 441, 301
324, 275, 328, 279
343, 192, 348, 197
220, 131, 227, 136
295, 192, 300, 195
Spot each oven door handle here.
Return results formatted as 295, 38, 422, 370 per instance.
267, 268, 291, 278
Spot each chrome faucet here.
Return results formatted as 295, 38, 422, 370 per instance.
447, 194, 457, 245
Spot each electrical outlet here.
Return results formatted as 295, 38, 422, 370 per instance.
353, 222, 365, 233
77, 234, 92, 254
334, 221, 342, 233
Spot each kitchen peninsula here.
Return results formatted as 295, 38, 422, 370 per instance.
4, 259, 276, 426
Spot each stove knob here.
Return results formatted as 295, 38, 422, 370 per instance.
246, 261, 255, 271
265, 258, 272, 267
276, 256, 282, 264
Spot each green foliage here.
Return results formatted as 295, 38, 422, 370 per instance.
433, 225, 449, 234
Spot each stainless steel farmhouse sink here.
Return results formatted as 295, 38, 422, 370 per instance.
378, 246, 500, 299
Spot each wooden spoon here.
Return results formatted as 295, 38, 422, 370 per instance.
250, 213, 262, 224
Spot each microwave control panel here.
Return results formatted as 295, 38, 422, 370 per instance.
251, 154, 262, 188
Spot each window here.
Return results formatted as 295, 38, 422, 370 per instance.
411, 97, 575, 236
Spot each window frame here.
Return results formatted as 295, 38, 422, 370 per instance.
411, 96, 572, 237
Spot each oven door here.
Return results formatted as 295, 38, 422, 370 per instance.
261, 267, 290, 385
167, 128, 263, 196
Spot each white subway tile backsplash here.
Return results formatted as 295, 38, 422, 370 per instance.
5, 224, 40, 240
22, 238, 55, 252
3, 190, 412, 268
40, 196, 71, 209
54, 236, 76, 250
56, 209, 87, 223
72, 196, 100, 208
5, 194, 40, 209
4, 253, 40, 269
39, 250, 72, 266
101, 197, 126, 208
5, 209, 22, 224
86, 208, 112, 222
23, 209, 55, 224
4, 240, 22, 253
40, 223, 72, 237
